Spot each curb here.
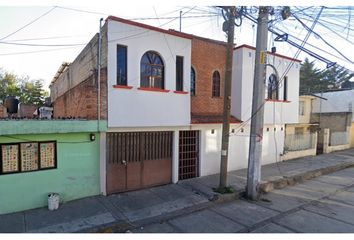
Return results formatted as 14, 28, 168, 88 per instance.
259, 162, 354, 193
92, 161, 354, 233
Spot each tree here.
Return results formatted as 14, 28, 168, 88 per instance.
300, 58, 354, 94
0, 68, 47, 106
19, 79, 46, 106
321, 65, 354, 89
0, 69, 20, 102
299, 58, 326, 94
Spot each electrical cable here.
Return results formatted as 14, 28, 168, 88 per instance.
292, 12, 354, 65
0, 41, 86, 47
0, 46, 82, 56
0, 6, 57, 41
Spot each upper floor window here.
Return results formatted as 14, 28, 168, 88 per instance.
283, 76, 288, 101
212, 71, 221, 97
190, 67, 196, 96
176, 56, 184, 91
267, 73, 279, 100
117, 45, 127, 85
140, 51, 164, 89
299, 101, 305, 116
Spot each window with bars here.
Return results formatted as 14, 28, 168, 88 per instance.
140, 51, 165, 89
212, 70, 221, 97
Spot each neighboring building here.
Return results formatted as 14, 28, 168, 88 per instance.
18, 103, 37, 118
311, 89, 353, 151
232, 45, 301, 165
283, 95, 318, 160
0, 120, 104, 214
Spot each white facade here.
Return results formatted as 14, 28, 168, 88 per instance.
106, 18, 192, 128
231, 45, 300, 125
312, 89, 354, 121
191, 123, 285, 177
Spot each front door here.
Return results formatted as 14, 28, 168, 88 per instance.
178, 130, 200, 180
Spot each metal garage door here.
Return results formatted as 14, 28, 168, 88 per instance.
106, 131, 173, 194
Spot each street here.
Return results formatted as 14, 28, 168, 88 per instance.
131, 167, 354, 233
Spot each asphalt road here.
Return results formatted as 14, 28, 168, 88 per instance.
131, 167, 354, 233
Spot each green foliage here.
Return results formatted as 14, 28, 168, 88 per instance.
299, 58, 327, 94
321, 65, 354, 89
213, 186, 235, 194
0, 68, 47, 106
300, 58, 354, 94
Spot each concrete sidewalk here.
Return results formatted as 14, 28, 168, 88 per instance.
1, 148, 354, 233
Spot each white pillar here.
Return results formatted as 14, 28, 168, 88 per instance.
172, 130, 179, 183
100, 132, 107, 196
323, 128, 330, 154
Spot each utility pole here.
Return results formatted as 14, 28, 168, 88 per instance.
179, 11, 182, 32
246, 6, 269, 200
219, 6, 236, 189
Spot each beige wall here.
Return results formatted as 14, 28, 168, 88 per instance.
299, 95, 314, 124
350, 122, 354, 148
285, 124, 313, 135
50, 24, 108, 102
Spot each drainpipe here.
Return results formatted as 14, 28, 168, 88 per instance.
97, 18, 103, 131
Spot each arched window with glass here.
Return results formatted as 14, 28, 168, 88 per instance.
140, 51, 165, 89
267, 73, 279, 100
190, 67, 196, 96
212, 70, 221, 97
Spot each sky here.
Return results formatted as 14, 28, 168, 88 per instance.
0, 1, 353, 90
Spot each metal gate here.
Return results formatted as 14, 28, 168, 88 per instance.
106, 131, 173, 194
178, 130, 200, 180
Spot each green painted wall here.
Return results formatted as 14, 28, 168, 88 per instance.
0, 120, 107, 135
0, 132, 101, 214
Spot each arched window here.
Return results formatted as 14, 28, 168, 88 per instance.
267, 73, 279, 100
140, 51, 164, 89
190, 67, 196, 96
212, 71, 221, 97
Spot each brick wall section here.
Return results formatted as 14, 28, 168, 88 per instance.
191, 37, 227, 116
0, 104, 7, 118
53, 68, 107, 120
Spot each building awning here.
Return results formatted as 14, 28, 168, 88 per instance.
191, 114, 242, 124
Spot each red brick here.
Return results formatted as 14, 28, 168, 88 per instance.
191, 37, 227, 116
53, 68, 107, 120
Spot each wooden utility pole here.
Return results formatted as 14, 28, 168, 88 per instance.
219, 6, 236, 188
246, 6, 269, 200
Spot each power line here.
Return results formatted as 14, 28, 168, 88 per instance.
6, 34, 92, 42
292, 12, 354, 65
0, 6, 57, 41
0, 41, 86, 47
0, 46, 82, 56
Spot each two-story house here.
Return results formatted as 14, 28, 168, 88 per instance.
50, 16, 192, 195
231, 45, 301, 166
50, 16, 302, 195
